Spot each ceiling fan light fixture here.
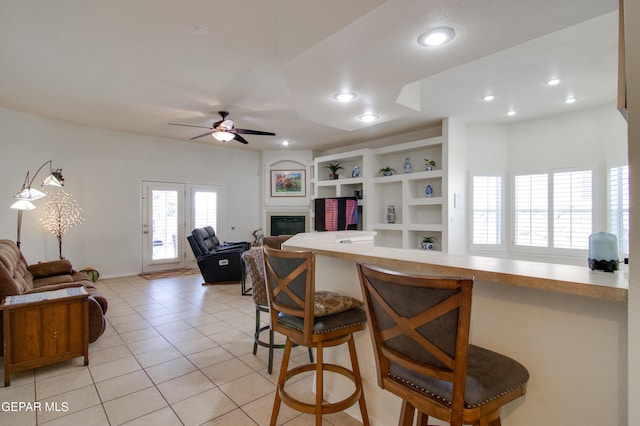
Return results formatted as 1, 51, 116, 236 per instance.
418, 26, 455, 47
333, 92, 358, 103
213, 131, 235, 142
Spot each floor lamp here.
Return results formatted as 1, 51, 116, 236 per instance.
9, 160, 64, 249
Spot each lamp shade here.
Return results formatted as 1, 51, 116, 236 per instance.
43, 173, 63, 187
14, 187, 46, 200
213, 131, 235, 142
10, 199, 36, 210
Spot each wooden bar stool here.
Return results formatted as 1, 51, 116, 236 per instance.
262, 246, 370, 426
357, 263, 529, 426
241, 247, 313, 374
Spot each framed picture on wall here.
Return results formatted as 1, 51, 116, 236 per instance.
271, 169, 306, 197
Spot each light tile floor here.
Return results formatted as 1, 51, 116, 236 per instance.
0, 274, 363, 426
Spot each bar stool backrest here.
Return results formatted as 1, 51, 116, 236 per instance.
357, 262, 474, 426
262, 246, 316, 345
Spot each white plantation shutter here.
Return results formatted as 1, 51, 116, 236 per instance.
194, 191, 218, 230
151, 189, 179, 260
514, 174, 548, 247
609, 165, 629, 254
471, 175, 502, 245
553, 170, 593, 249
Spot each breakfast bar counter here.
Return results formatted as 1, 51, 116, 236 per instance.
282, 231, 628, 426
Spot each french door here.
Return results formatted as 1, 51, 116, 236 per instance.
141, 181, 222, 273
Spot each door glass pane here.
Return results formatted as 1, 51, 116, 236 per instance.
152, 189, 179, 260
194, 191, 217, 229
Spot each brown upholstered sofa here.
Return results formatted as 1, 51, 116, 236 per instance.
0, 239, 108, 344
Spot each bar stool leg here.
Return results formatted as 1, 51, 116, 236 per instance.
315, 342, 324, 426
268, 328, 275, 374
399, 400, 415, 426
347, 336, 370, 425
253, 307, 260, 355
270, 338, 292, 426
416, 411, 429, 426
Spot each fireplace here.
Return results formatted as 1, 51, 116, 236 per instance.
270, 215, 305, 236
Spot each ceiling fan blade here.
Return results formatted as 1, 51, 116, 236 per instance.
234, 134, 249, 144
236, 128, 276, 136
190, 131, 213, 140
169, 123, 212, 130
212, 119, 224, 128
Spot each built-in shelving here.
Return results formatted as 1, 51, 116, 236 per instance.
312, 128, 448, 251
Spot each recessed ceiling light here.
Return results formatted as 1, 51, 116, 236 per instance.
565, 96, 576, 104
483, 95, 495, 102
358, 113, 379, 123
417, 27, 455, 47
281, 140, 290, 146
547, 78, 561, 86
333, 92, 358, 103
507, 110, 516, 116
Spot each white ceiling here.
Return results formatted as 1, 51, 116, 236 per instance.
0, 0, 619, 152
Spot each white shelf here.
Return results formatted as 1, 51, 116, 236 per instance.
406, 224, 444, 232
372, 223, 403, 231
407, 197, 443, 206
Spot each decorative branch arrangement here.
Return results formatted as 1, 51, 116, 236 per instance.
40, 190, 84, 259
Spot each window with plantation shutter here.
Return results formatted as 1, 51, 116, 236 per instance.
553, 170, 593, 249
609, 164, 629, 255
194, 191, 218, 230
471, 175, 502, 245
514, 174, 548, 247
513, 168, 594, 251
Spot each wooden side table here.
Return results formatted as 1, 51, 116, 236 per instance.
1, 286, 89, 386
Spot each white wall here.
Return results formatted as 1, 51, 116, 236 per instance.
444, 118, 468, 254
625, 1, 640, 424
0, 107, 260, 277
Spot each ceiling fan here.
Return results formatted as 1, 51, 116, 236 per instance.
169, 111, 276, 144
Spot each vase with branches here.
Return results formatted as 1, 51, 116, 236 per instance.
40, 189, 84, 259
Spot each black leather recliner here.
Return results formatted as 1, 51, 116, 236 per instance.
187, 226, 251, 293
189, 226, 250, 256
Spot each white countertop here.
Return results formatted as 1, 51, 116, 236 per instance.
282, 231, 628, 302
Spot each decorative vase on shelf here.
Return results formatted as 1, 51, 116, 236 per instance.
420, 236, 437, 250
425, 184, 433, 198
386, 205, 396, 223
403, 157, 412, 174
352, 165, 361, 178
424, 159, 436, 171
